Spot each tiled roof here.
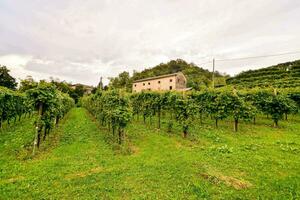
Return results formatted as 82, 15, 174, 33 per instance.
133, 72, 182, 83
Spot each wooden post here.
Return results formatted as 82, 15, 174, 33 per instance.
56, 116, 59, 127
32, 126, 39, 156
273, 88, 278, 127
118, 127, 122, 144
234, 119, 238, 132
212, 58, 215, 88
33, 102, 43, 155
158, 110, 161, 129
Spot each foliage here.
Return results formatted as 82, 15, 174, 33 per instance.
263, 93, 297, 127
82, 90, 132, 144
20, 76, 90, 104
83, 87, 299, 135
69, 84, 87, 104
227, 60, 300, 88
26, 82, 74, 149
108, 71, 132, 92
132, 59, 227, 90
175, 95, 197, 137
0, 86, 32, 128
243, 89, 298, 127
226, 92, 257, 131
19, 76, 38, 92
0, 66, 17, 90
107, 59, 228, 91
1, 108, 300, 199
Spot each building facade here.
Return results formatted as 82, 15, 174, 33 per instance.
70, 84, 94, 95
132, 72, 187, 92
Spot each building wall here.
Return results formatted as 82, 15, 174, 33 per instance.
175, 73, 187, 89
133, 75, 177, 92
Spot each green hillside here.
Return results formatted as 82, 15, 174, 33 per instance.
227, 60, 300, 88
108, 59, 229, 91
132, 59, 227, 90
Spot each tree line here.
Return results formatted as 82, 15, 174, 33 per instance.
108, 59, 228, 92
0, 65, 92, 103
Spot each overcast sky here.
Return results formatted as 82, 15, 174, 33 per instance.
1, 0, 300, 86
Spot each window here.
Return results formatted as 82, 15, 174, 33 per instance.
148, 82, 150, 85
134, 84, 137, 87
169, 86, 172, 90
158, 81, 161, 84
170, 79, 173, 82
148, 88, 151, 91
143, 83, 145, 86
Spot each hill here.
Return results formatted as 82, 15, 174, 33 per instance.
227, 60, 300, 88
132, 59, 227, 90
108, 59, 228, 91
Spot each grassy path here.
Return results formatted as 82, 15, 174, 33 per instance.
0, 108, 299, 199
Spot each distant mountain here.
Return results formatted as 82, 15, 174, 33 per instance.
132, 59, 227, 90
226, 60, 300, 88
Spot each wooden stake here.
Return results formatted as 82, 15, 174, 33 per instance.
212, 58, 215, 88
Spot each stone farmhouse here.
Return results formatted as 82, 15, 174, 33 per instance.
132, 72, 188, 92
70, 84, 94, 94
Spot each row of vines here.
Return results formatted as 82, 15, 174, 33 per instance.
227, 60, 300, 88
82, 88, 299, 144
0, 83, 74, 154
82, 91, 131, 144
0, 86, 33, 128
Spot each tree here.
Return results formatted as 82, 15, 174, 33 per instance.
131, 59, 226, 90
74, 85, 85, 97
69, 84, 86, 104
0, 66, 17, 90
50, 78, 72, 94
19, 76, 38, 92
108, 71, 132, 91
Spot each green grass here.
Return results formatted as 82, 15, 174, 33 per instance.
1, 108, 300, 199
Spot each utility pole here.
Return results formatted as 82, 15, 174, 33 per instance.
212, 58, 215, 88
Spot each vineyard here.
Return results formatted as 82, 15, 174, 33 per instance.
2, 0, 300, 197
227, 60, 300, 88
1, 78, 300, 198
82, 88, 299, 143
0, 82, 74, 154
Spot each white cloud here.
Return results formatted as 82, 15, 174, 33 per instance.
0, 54, 32, 68
0, 0, 300, 86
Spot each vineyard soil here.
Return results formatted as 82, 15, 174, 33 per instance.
1, 108, 300, 199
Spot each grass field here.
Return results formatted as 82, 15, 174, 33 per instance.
0, 108, 300, 199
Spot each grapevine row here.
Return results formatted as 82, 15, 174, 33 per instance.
82, 88, 299, 143
0, 83, 75, 153
0, 86, 33, 128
